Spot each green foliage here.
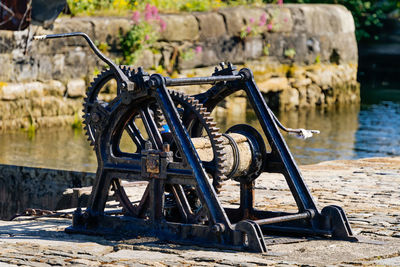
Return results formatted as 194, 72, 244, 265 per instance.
240, 12, 269, 39
176, 0, 221, 12
67, 0, 264, 15
67, 0, 133, 16
263, 46, 269, 56
279, 0, 398, 42
284, 48, 296, 59
92, 66, 101, 77
67, 0, 398, 45
134, 0, 265, 12
315, 54, 321, 64
151, 65, 166, 74
120, 23, 156, 64
95, 41, 110, 53
179, 48, 195, 61
72, 112, 82, 130
25, 114, 36, 140
119, 4, 165, 64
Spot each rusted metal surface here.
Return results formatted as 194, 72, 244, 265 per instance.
145, 154, 160, 174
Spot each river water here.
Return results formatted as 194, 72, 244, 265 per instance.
0, 83, 399, 171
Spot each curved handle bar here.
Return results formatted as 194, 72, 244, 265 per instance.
34, 32, 133, 90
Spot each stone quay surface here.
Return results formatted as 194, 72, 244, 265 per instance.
0, 156, 399, 266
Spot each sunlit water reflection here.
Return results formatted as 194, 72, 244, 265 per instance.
0, 85, 398, 170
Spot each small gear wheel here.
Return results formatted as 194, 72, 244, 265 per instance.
82, 66, 134, 146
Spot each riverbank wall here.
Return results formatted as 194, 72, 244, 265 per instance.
0, 4, 359, 131
0, 164, 95, 220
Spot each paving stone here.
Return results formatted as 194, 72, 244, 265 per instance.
371, 256, 400, 266
105, 249, 181, 261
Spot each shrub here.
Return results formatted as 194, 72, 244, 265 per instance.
67, 0, 133, 16
120, 4, 166, 64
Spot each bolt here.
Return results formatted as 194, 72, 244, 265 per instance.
149, 74, 165, 89
121, 81, 127, 89
305, 209, 316, 219
145, 141, 153, 150
163, 143, 170, 152
148, 79, 157, 89
122, 94, 132, 105
219, 62, 225, 69
238, 68, 252, 80
212, 223, 225, 233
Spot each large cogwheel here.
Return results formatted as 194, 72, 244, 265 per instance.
82, 66, 134, 146
82, 67, 227, 191
109, 91, 228, 218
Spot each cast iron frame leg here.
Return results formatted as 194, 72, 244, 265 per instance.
240, 181, 255, 219
238, 68, 356, 240
240, 68, 318, 213
149, 178, 165, 223
87, 169, 112, 214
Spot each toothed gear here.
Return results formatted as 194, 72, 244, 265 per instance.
83, 68, 227, 189
169, 91, 227, 190
83, 70, 227, 225
152, 104, 166, 132
82, 66, 135, 146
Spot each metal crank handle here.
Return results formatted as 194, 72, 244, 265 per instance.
33, 32, 133, 90
287, 128, 320, 139
268, 109, 320, 139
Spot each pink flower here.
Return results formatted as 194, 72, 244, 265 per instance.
246, 26, 252, 33
284, 17, 288, 23
145, 3, 151, 13
144, 11, 152, 21
159, 19, 167, 31
151, 5, 158, 17
277, 0, 283, 6
267, 23, 273, 31
132, 11, 141, 24
144, 4, 153, 21
259, 13, 267, 26
145, 34, 149, 41
249, 18, 255, 23
195, 46, 202, 54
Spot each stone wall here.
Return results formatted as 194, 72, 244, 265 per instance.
0, 4, 359, 131
0, 164, 95, 220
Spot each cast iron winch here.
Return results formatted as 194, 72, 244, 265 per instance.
34, 32, 358, 252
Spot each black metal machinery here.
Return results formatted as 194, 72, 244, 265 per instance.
34, 32, 358, 252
